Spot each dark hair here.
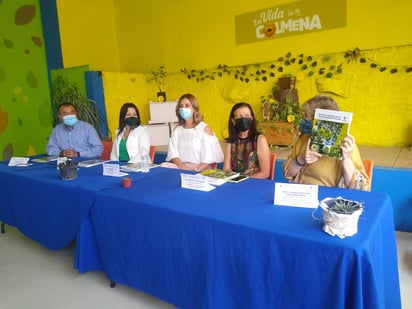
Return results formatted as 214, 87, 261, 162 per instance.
117, 102, 141, 137
58, 102, 77, 113
175, 93, 203, 125
225, 102, 258, 143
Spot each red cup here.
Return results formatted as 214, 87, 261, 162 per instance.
121, 177, 132, 188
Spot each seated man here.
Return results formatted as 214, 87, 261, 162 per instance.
46, 102, 103, 158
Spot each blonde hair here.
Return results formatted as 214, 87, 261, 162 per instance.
302, 95, 339, 119
175, 93, 204, 125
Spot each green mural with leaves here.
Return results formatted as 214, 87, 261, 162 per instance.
0, 0, 52, 160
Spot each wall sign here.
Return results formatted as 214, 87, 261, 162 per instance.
235, 0, 346, 45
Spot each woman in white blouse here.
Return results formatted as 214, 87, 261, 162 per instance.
110, 102, 151, 163
164, 93, 223, 171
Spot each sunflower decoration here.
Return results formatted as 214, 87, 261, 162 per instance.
260, 93, 302, 126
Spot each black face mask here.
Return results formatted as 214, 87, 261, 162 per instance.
125, 116, 140, 128
234, 117, 252, 132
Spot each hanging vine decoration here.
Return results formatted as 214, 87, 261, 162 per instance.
181, 47, 412, 83
181, 51, 344, 83
344, 47, 412, 74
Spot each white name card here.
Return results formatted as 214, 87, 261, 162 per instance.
8, 157, 30, 166
274, 182, 319, 208
103, 163, 128, 177
181, 173, 215, 192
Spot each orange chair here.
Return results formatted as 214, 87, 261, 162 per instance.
149, 145, 156, 163
100, 141, 113, 160
362, 159, 374, 189
269, 152, 277, 180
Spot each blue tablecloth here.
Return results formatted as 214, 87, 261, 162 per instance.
0, 159, 169, 250
80, 169, 401, 309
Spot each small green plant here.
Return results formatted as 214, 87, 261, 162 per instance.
150, 65, 167, 92
58, 158, 78, 168
260, 76, 302, 126
260, 96, 301, 125
325, 198, 363, 215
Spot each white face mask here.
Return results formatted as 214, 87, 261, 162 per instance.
179, 108, 192, 120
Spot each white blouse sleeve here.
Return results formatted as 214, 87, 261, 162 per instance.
166, 126, 182, 161
197, 124, 224, 163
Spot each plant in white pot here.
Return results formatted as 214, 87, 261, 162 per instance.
320, 197, 363, 239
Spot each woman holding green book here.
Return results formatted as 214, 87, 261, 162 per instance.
282, 95, 370, 191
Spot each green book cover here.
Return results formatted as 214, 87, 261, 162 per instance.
309, 109, 353, 159
200, 169, 240, 186
200, 169, 238, 179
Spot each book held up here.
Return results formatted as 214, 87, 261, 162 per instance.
309, 109, 353, 160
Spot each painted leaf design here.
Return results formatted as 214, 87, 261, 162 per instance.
3, 38, 13, 49
15, 5, 36, 25
2, 143, 14, 161
0, 107, 8, 133
26, 70, 38, 88
31, 36, 42, 47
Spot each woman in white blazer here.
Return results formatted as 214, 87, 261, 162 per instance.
110, 102, 151, 163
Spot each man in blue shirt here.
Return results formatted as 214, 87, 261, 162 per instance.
46, 103, 103, 158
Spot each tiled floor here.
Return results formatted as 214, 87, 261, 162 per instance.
0, 226, 410, 308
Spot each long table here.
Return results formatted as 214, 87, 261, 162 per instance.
0, 160, 402, 308
75, 168, 401, 309
0, 160, 169, 249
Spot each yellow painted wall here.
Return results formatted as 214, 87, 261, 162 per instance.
56, 0, 120, 71
57, 0, 412, 72
102, 46, 412, 147
56, 0, 412, 147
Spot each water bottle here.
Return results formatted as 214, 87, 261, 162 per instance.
140, 150, 150, 173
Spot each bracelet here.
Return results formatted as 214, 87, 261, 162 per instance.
295, 157, 305, 166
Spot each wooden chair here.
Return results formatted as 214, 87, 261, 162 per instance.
269, 152, 277, 180
100, 140, 113, 160
362, 159, 374, 188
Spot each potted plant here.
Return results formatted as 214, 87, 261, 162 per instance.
51, 75, 108, 140
259, 76, 301, 147
58, 158, 79, 180
150, 65, 167, 102
320, 197, 364, 238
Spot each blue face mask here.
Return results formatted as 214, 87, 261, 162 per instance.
179, 108, 192, 120
63, 115, 78, 127
300, 119, 312, 134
